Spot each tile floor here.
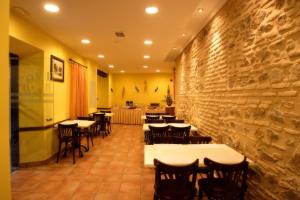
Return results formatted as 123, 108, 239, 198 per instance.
12, 125, 155, 200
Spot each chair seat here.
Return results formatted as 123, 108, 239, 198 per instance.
157, 180, 195, 200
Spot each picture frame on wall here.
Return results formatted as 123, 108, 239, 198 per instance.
50, 55, 64, 82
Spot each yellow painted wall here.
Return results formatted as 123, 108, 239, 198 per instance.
111, 73, 173, 107
9, 13, 103, 163
0, 0, 11, 199
97, 76, 109, 108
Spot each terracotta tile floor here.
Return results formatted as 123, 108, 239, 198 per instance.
11, 125, 155, 200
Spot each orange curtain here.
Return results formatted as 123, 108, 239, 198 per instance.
70, 62, 87, 119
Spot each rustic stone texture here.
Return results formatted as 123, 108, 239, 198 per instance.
175, 0, 300, 199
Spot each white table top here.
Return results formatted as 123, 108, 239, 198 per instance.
141, 115, 174, 120
144, 144, 249, 167
94, 112, 115, 117
143, 123, 198, 132
60, 120, 95, 128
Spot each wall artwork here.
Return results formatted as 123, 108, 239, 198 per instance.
50, 55, 64, 82
155, 87, 158, 93
122, 87, 125, 99
135, 86, 140, 93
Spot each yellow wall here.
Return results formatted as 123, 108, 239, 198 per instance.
0, 0, 11, 199
97, 76, 109, 108
111, 73, 173, 107
9, 13, 103, 163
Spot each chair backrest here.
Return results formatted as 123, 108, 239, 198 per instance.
149, 125, 169, 137
170, 119, 185, 123
154, 159, 199, 199
169, 126, 191, 137
146, 115, 160, 120
77, 116, 93, 121
162, 115, 176, 123
93, 113, 105, 122
188, 136, 212, 144
145, 119, 164, 124
153, 136, 185, 144
58, 123, 78, 139
204, 157, 249, 200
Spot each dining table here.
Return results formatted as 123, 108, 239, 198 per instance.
143, 123, 198, 134
59, 120, 95, 156
144, 144, 251, 167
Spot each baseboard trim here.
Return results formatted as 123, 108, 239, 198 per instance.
19, 153, 57, 168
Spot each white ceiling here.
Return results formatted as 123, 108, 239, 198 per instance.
10, 0, 227, 73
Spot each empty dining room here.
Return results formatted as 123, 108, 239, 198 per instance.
1, 0, 300, 199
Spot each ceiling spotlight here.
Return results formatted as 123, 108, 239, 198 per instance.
120, 70, 125, 73
98, 54, 104, 58
108, 65, 114, 68
44, 3, 60, 13
144, 55, 150, 59
198, 8, 204, 13
143, 65, 149, 68
156, 69, 160, 73
81, 39, 91, 44
172, 47, 177, 50
144, 40, 153, 45
181, 33, 186, 37
145, 6, 158, 14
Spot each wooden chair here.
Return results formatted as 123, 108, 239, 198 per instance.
198, 157, 249, 200
154, 158, 199, 200
145, 119, 164, 124
162, 115, 176, 123
148, 125, 169, 144
153, 136, 186, 144
188, 136, 212, 144
56, 123, 78, 164
170, 119, 185, 123
93, 113, 107, 138
169, 126, 191, 144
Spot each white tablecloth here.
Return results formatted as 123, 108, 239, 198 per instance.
143, 123, 198, 133
59, 120, 95, 128
144, 144, 250, 167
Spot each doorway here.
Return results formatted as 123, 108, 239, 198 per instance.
10, 53, 19, 171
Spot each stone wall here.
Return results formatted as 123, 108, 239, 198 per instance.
175, 0, 300, 199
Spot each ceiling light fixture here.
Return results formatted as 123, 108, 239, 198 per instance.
144, 55, 150, 59
145, 6, 158, 14
44, 3, 60, 13
81, 39, 91, 44
144, 40, 153, 45
198, 8, 204, 13
181, 33, 186, 37
98, 54, 104, 58
120, 70, 125, 73
143, 65, 149, 68
108, 65, 114, 68
156, 69, 160, 73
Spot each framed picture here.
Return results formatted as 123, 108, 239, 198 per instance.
50, 55, 64, 82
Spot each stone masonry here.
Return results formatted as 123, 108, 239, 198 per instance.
175, 0, 300, 199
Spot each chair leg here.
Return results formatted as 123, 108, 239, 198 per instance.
86, 134, 90, 150
56, 140, 62, 163
72, 140, 75, 164
89, 132, 94, 146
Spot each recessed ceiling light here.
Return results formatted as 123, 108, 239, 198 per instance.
120, 70, 125, 73
143, 65, 149, 68
144, 40, 153, 45
145, 6, 158, 14
44, 3, 60, 13
181, 33, 186, 37
108, 65, 114, 68
172, 47, 177, 50
198, 8, 204, 13
81, 39, 90, 44
156, 69, 160, 73
98, 54, 104, 58
144, 55, 150, 59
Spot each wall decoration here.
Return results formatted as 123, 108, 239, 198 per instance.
110, 88, 113, 93
50, 55, 64, 82
135, 85, 140, 93
165, 85, 173, 106
155, 87, 158, 93
122, 87, 125, 99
